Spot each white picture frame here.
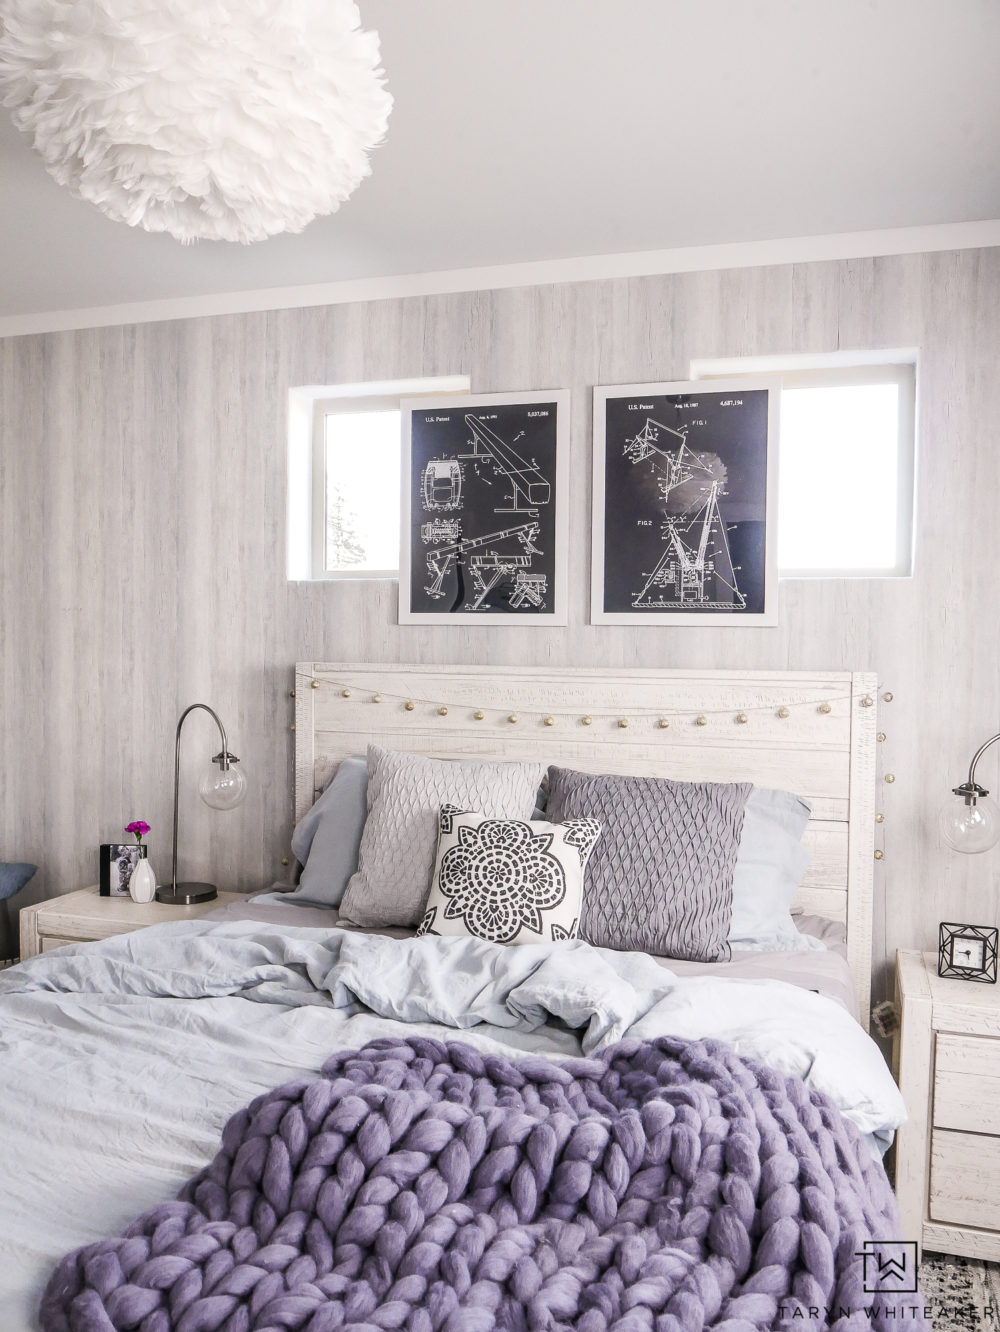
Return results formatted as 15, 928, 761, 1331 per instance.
591, 377, 780, 626
399, 390, 569, 625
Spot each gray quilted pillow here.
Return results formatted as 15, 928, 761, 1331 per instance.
338, 746, 546, 929
545, 766, 752, 962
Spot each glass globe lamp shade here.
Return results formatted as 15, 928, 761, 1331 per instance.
940, 790, 1000, 854
199, 762, 248, 811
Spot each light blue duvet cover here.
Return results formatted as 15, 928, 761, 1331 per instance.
0, 920, 904, 1330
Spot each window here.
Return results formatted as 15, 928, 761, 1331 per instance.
692, 353, 917, 578
287, 376, 469, 581
315, 396, 401, 578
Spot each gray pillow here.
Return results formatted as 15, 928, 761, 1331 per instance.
545, 766, 751, 962
338, 746, 547, 930
286, 755, 369, 907
729, 787, 812, 949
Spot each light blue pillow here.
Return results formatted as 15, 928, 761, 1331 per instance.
0, 862, 36, 902
729, 788, 817, 951
286, 756, 369, 907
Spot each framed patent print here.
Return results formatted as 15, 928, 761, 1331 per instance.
592, 378, 779, 626
400, 390, 569, 624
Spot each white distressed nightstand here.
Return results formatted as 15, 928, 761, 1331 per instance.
894, 947, 1000, 1260
19, 885, 240, 960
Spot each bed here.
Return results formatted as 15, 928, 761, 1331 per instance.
0, 664, 914, 1331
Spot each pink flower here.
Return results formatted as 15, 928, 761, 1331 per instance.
125, 820, 151, 843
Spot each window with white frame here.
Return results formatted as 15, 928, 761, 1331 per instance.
287, 376, 469, 581
692, 354, 917, 578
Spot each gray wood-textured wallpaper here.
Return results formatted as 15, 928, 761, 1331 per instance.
2, 247, 998, 995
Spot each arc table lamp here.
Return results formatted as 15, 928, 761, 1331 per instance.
156, 704, 248, 905
940, 731, 1000, 854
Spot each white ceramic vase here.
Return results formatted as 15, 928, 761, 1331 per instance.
128, 857, 156, 904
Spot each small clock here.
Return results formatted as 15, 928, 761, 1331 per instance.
938, 922, 999, 983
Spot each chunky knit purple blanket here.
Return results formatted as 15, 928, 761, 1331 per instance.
41, 1036, 924, 1331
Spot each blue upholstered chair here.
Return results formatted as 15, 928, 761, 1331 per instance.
0, 863, 36, 902
1, 863, 37, 964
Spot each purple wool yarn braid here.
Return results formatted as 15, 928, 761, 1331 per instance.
40, 1035, 925, 1331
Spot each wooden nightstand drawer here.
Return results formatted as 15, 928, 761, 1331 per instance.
934, 1033, 1000, 1134
931, 1129, 1000, 1230
41, 936, 79, 952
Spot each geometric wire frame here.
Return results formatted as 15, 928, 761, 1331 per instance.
938, 921, 999, 984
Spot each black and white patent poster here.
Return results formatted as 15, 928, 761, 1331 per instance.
591, 379, 779, 625
399, 391, 569, 624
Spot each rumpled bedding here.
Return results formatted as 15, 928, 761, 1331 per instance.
0, 921, 905, 1330
217, 895, 861, 1019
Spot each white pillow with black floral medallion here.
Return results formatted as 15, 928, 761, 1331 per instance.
416, 804, 602, 945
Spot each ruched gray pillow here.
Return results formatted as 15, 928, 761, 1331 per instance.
545, 766, 752, 962
339, 746, 546, 930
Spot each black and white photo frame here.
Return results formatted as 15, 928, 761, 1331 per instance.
99, 843, 144, 897
591, 378, 780, 626
399, 390, 569, 624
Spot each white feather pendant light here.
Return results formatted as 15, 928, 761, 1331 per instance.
0, 0, 392, 243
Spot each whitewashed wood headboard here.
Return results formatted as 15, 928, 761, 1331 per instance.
294, 663, 877, 1027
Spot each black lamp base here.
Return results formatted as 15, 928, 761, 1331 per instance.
155, 882, 218, 906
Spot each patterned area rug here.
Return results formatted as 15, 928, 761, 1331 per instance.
921, 1252, 1000, 1330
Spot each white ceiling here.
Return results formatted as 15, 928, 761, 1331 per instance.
0, 0, 998, 323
